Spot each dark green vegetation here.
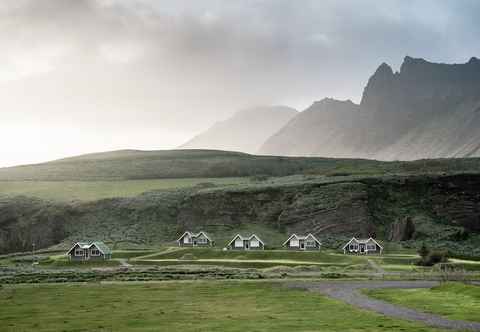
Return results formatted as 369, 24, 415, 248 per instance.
1, 149, 480, 181
1, 149, 480, 257
0, 266, 265, 284
0, 281, 449, 332
367, 282, 480, 322
417, 243, 448, 266
2, 172, 480, 258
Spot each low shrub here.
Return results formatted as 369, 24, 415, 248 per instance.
418, 250, 448, 266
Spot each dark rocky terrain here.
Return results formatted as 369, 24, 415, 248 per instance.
2, 173, 480, 256
260, 56, 480, 160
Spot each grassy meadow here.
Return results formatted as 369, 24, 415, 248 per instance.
367, 282, 480, 322
0, 281, 449, 332
0, 177, 249, 201
143, 247, 362, 263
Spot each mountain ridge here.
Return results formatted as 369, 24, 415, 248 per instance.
260, 56, 480, 160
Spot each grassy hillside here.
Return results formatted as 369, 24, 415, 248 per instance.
1, 148, 480, 181
2, 173, 480, 257
0, 178, 249, 201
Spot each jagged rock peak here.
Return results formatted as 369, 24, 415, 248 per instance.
468, 56, 480, 64
399, 56, 431, 74
314, 97, 356, 105
375, 62, 394, 76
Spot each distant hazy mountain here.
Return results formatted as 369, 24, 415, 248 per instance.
259, 56, 480, 160
180, 106, 297, 153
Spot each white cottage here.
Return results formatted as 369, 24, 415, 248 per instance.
177, 231, 213, 247
227, 234, 265, 250
342, 237, 383, 255
283, 234, 321, 250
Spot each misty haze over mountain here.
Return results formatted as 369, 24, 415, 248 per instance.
180, 106, 297, 154
1, 1, 480, 166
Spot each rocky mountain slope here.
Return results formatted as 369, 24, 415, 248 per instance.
180, 106, 297, 154
2, 173, 480, 256
259, 56, 480, 160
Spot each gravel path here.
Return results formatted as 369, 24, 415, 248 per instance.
288, 281, 480, 331
367, 258, 385, 273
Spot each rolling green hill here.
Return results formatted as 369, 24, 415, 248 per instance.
1, 149, 480, 181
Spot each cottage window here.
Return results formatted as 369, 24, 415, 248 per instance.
290, 239, 299, 247
91, 249, 101, 256
75, 249, 84, 256
366, 244, 376, 251
306, 241, 316, 247
349, 244, 358, 250
234, 239, 244, 247
197, 237, 207, 244
183, 236, 190, 244
250, 239, 260, 248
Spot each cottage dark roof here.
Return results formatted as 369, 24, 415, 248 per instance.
67, 241, 112, 255
91, 241, 112, 255
283, 233, 321, 246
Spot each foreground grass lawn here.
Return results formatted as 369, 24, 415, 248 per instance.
367, 282, 480, 323
0, 281, 448, 332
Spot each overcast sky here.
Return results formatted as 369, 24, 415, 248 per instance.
1, 0, 479, 167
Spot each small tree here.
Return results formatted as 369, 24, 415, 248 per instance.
418, 242, 430, 264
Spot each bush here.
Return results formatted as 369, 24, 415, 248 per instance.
418, 250, 448, 266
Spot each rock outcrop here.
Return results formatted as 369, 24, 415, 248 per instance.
388, 216, 416, 241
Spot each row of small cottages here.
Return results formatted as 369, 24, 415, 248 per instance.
66, 234, 383, 261
177, 231, 383, 254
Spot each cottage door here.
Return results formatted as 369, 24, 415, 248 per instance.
300, 242, 305, 250
245, 242, 249, 250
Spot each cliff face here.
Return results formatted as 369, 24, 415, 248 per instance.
2, 174, 480, 255
259, 56, 480, 160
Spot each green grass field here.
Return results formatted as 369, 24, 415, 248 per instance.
367, 282, 480, 322
0, 281, 449, 332
0, 178, 249, 201
144, 248, 363, 263
132, 248, 375, 270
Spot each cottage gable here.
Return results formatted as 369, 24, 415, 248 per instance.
283, 233, 321, 250
342, 237, 383, 255
177, 231, 212, 247
67, 241, 112, 261
227, 234, 264, 250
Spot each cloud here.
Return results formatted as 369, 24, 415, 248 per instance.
0, 0, 479, 166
